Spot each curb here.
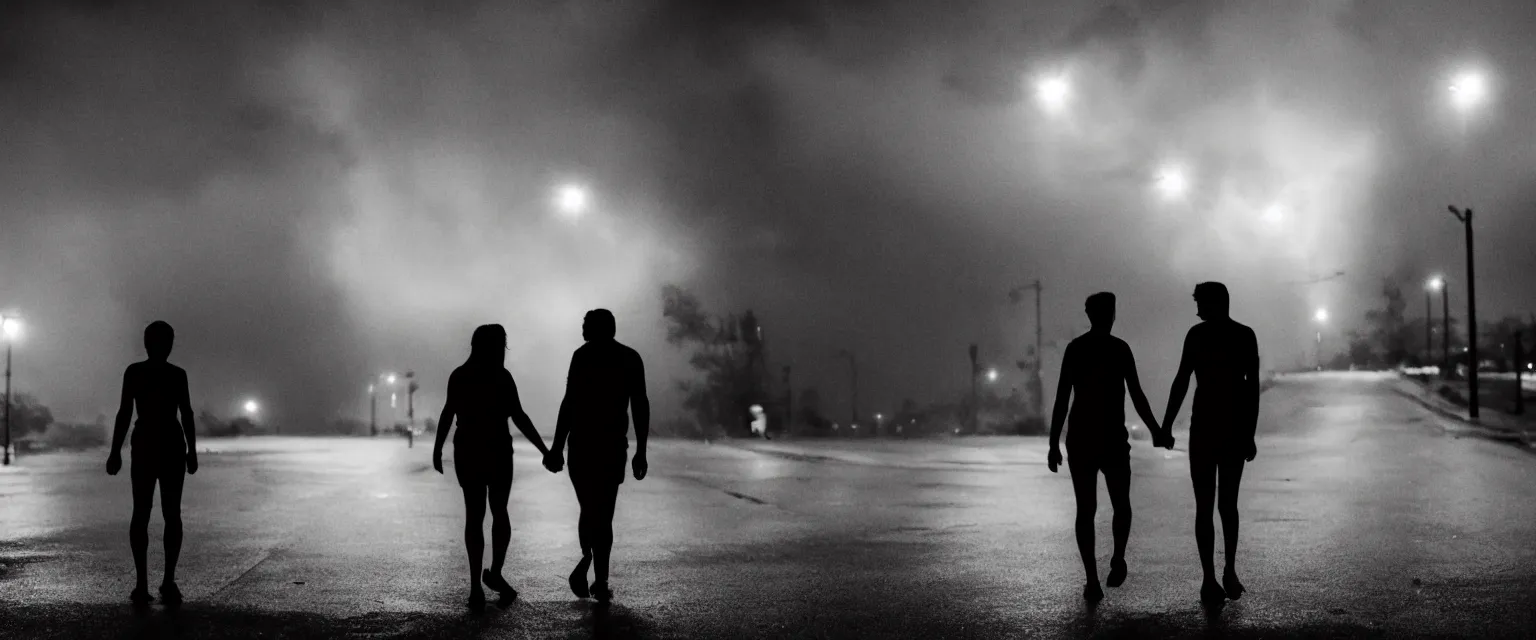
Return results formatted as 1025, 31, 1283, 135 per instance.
1389, 381, 1530, 446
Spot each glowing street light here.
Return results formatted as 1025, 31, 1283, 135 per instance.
1, 314, 20, 465
1034, 73, 1071, 115
1154, 165, 1189, 200
1314, 308, 1329, 324
985, 367, 1000, 383
243, 399, 260, 416
1449, 69, 1489, 114
554, 183, 589, 218
1261, 203, 1285, 227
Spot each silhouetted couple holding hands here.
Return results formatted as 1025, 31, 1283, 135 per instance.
431, 309, 649, 610
1048, 282, 1260, 605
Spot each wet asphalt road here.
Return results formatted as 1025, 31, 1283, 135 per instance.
2, 372, 1534, 638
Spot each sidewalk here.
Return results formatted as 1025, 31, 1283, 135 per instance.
723, 434, 1182, 470
1388, 374, 1536, 446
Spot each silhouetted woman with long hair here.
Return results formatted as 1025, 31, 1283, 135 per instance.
432, 324, 553, 609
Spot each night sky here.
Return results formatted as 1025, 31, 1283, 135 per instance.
2, 0, 1534, 430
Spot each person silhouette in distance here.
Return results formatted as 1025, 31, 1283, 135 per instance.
106, 320, 198, 606
1161, 282, 1261, 603
432, 324, 554, 610
544, 309, 649, 603
1047, 293, 1171, 602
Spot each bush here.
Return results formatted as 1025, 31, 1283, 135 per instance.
38, 422, 109, 450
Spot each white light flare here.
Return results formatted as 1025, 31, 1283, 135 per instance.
243, 399, 260, 416
1034, 73, 1071, 115
1449, 69, 1489, 114
1, 317, 21, 341
1314, 308, 1328, 324
555, 183, 589, 219
1154, 165, 1189, 200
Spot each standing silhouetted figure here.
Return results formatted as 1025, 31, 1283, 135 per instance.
1161, 282, 1261, 604
545, 309, 650, 603
106, 320, 198, 606
1048, 293, 1171, 602
432, 324, 554, 610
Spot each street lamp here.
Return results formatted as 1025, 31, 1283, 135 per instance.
985, 367, 1000, 383
1449, 69, 1489, 114
370, 372, 399, 437
1154, 164, 1189, 200
1313, 308, 1328, 371
554, 183, 589, 219
1449, 205, 1479, 418
243, 399, 259, 417
1, 315, 20, 465
1034, 72, 1071, 115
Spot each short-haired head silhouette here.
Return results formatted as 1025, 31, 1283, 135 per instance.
469, 324, 507, 365
1193, 282, 1230, 320
144, 321, 174, 361
1085, 292, 1115, 332
583, 309, 616, 342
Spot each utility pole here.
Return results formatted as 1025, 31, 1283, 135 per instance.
836, 350, 857, 430
1449, 206, 1478, 419
406, 371, 417, 447
3, 340, 11, 466
1514, 331, 1524, 415
968, 343, 979, 434
1442, 282, 1451, 378
782, 365, 792, 437
369, 383, 378, 437
1425, 289, 1433, 367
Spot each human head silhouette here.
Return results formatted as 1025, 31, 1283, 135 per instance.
582, 309, 616, 342
1193, 282, 1230, 320
1085, 292, 1115, 332
469, 324, 507, 366
144, 321, 174, 361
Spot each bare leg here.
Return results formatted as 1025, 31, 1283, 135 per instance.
487, 474, 512, 576
159, 466, 186, 588
591, 482, 619, 589
461, 483, 487, 602
1104, 457, 1131, 587
129, 466, 156, 595
1218, 460, 1247, 598
1191, 455, 1225, 601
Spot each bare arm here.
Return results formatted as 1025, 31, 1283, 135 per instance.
1161, 330, 1196, 431
433, 375, 455, 454
507, 375, 549, 456
1124, 350, 1161, 435
631, 353, 650, 455
1242, 330, 1261, 446
179, 370, 197, 467
110, 367, 134, 456
551, 354, 577, 456
1048, 347, 1072, 450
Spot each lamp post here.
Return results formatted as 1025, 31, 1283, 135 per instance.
1448, 206, 1478, 419
1313, 308, 1328, 371
1, 315, 19, 465
1007, 280, 1045, 424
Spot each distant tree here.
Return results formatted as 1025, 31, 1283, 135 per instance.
1361, 279, 1412, 366
8, 394, 54, 438
662, 284, 773, 437
1481, 316, 1533, 372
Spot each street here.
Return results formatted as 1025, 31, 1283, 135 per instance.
2, 372, 1534, 638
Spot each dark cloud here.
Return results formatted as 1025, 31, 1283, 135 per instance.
1, 0, 1533, 429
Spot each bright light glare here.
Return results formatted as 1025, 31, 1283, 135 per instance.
1034, 74, 1071, 114
243, 399, 259, 415
1449, 70, 1489, 112
1314, 308, 1329, 323
555, 183, 589, 217
1155, 165, 1188, 200
985, 367, 1000, 382
1427, 276, 1444, 291
385, 373, 397, 385
1262, 204, 1285, 226
1, 317, 20, 341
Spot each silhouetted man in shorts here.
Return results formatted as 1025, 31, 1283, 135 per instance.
545, 309, 649, 603
1048, 292, 1170, 602
106, 320, 198, 606
1161, 281, 1260, 603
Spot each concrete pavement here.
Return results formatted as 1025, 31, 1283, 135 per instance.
2, 372, 1534, 638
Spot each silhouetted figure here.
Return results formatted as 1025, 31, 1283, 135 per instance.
106, 321, 198, 606
1161, 282, 1261, 604
1048, 293, 1170, 602
545, 309, 650, 603
432, 324, 553, 610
